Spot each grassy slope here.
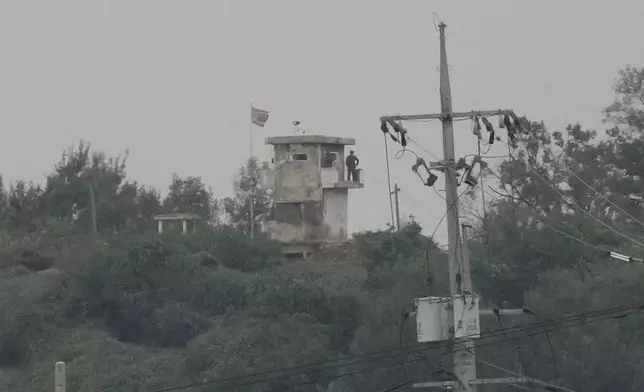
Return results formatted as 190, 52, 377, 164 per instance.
0, 226, 446, 392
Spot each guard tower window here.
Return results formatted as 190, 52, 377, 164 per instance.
290, 153, 308, 161
321, 151, 339, 167
271, 203, 302, 224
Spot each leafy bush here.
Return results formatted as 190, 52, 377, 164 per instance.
70, 231, 260, 346
0, 329, 28, 367
353, 219, 426, 267
70, 234, 201, 345
104, 294, 207, 347
0, 269, 68, 367
177, 267, 252, 315
178, 225, 284, 272
184, 310, 332, 381
251, 266, 364, 352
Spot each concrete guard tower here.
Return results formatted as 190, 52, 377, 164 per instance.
263, 135, 364, 258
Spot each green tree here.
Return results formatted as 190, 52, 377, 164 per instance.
163, 174, 217, 223
600, 65, 644, 224
605, 65, 644, 130
224, 157, 271, 234
0, 176, 9, 231
44, 141, 134, 233
2, 181, 46, 233
113, 181, 162, 233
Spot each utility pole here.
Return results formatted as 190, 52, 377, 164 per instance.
391, 183, 401, 230
54, 361, 66, 392
250, 195, 255, 238
250, 166, 257, 238
437, 22, 475, 392
380, 21, 524, 391
88, 181, 98, 235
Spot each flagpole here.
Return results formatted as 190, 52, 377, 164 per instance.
249, 102, 254, 157
249, 102, 255, 238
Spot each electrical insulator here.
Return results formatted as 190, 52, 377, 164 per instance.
509, 111, 526, 134
411, 157, 426, 173
504, 114, 517, 143
455, 157, 469, 171
481, 116, 494, 133
391, 121, 408, 147
472, 116, 482, 139
498, 115, 505, 129
481, 116, 495, 145
400, 132, 407, 146
463, 156, 487, 187
503, 114, 514, 132
509, 111, 521, 126
411, 157, 439, 187
464, 171, 478, 187
381, 121, 399, 143
472, 155, 488, 171
425, 172, 439, 187
380, 121, 389, 134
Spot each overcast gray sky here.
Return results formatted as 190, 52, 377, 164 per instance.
1, 1, 643, 240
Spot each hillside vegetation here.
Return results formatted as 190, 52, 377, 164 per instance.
0, 222, 449, 392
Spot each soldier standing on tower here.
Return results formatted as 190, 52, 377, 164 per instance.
345, 150, 359, 181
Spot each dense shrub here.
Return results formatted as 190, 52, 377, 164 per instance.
104, 294, 207, 347
0, 329, 28, 367
353, 219, 426, 267
252, 268, 364, 352
184, 311, 332, 380
70, 230, 262, 346
177, 225, 284, 272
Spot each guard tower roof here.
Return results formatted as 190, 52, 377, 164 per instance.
265, 135, 355, 146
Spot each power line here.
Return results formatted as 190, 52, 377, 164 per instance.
525, 310, 560, 384
564, 158, 644, 228
383, 132, 396, 229
232, 308, 639, 391
501, 139, 644, 250
429, 188, 469, 241
516, 127, 644, 230
145, 302, 644, 392
142, 303, 644, 392
276, 317, 595, 392
492, 310, 531, 379
477, 139, 487, 224
406, 135, 442, 162
482, 186, 644, 264
477, 360, 576, 392
484, 185, 620, 255
484, 159, 630, 254
423, 187, 469, 292
366, 174, 433, 218
391, 183, 402, 230
394, 146, 421, 160
379, 380, 414, 392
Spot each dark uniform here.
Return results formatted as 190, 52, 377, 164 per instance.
345, 151, 359, 181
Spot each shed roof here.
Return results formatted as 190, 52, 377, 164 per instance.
153, 213, 202, 221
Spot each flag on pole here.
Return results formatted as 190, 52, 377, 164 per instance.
251, 105, 270, 127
